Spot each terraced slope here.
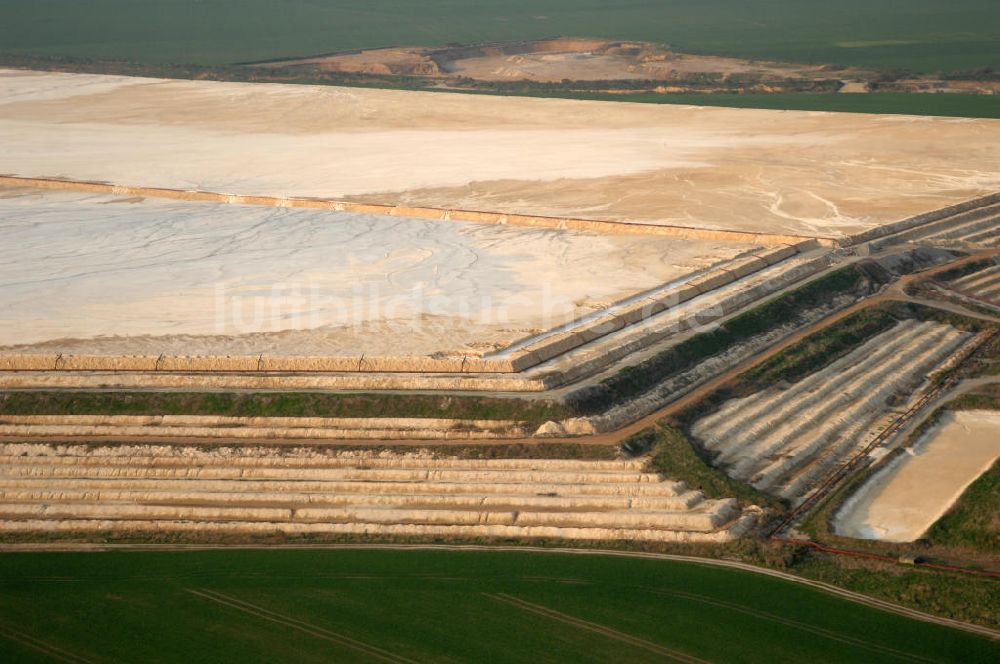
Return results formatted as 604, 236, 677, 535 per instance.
0, 446, 758, 542
0, 414, 531, 440
875, 201, 1000, 248
691, 321, 970, 500
920, 203, 1000, 247
952, 265, 1000, 304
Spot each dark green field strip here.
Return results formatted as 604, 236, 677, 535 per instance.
3, 1, 998, 73
0, 623, 89, 664
0, 549, 995, 663
0, 391, 570, 425
885, 301, 994, 333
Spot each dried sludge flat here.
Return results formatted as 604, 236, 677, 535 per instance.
1, 69, 998, 239
0, 186, 749, 359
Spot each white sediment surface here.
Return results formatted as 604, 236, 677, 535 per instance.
1, 69, 998, 238
0, 187, 746, 356
834, 410, 1000, 542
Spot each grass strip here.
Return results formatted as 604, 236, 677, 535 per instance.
0, 391, 571, 426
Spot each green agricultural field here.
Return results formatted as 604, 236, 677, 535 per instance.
0, 548, 995, 663
3, 1, 998, 73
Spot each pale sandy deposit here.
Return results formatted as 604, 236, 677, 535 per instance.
1, 70, 998, 238
835, 410, 1000, 542
0, 186, 748, 357
691, 321, 970, 500
0, 445, 758, 542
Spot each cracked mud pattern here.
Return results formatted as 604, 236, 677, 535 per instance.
0, 188, 745, 356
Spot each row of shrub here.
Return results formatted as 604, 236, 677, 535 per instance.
0, 391, 571, 426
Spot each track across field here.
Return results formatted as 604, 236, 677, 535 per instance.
0, 548, 995, 663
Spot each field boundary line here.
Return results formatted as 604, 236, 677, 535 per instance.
485, 592, 709, 663
0, 621, 94, 664
185, 588, 415, 664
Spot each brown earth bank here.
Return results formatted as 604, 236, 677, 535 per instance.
248, 37, 848, 89
246, 37, 999, 96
